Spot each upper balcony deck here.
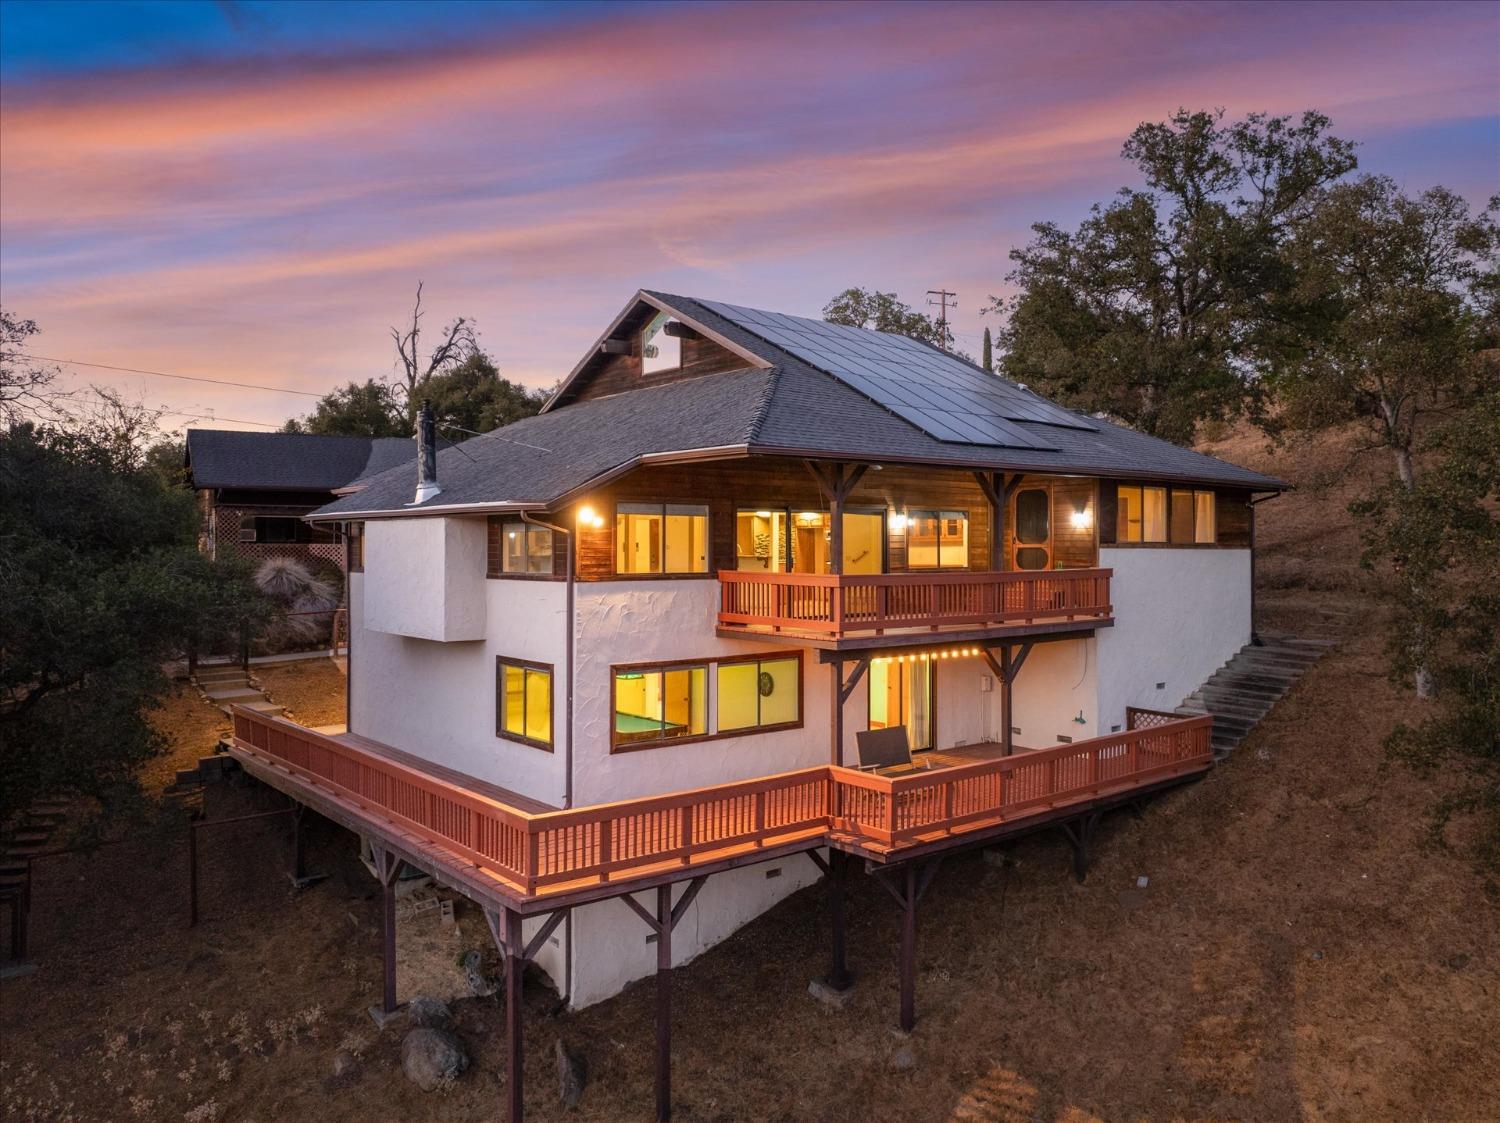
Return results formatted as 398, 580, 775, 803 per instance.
226, 705, 1207, 915
716, 567, 1113, 650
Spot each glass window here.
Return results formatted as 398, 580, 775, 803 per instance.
641, 311, 681, 375
497, 659, 552, 749
1195, 491, 1217, 543
717, 657, 800, 732
735, 509, 789, 572
868, 659, 934, 751
616, 503, 709, 574
613, 665, 708, 748
500, 519, 554, 575
906, 509, 969, 569
1116, 486, 1167, 543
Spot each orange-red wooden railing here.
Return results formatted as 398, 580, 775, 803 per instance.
828, 715, 1213, 847
717, 568, 1112, 636
230, 706, 1208, 899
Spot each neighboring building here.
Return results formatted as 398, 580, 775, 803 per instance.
226, 290, 1284, 1107
184, 429, 412, 568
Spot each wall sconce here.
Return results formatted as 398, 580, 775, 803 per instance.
579, 505, 605, 529
1069, 505, 1093, 531
1073, 710, 1088, 725
889, 512, 908, 533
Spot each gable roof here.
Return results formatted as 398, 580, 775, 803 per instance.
186, 429, 414, 492
311, 290, 1283, 521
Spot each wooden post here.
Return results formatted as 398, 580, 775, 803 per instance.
829, 658, 844, 767
1000, 645, 1014, 758
826, 850, 852, 990
899, 862, 917, 1033
505, 907, 524, 1123
381, 871, 398, 1015
655, 883, 673, 1122
238, 617, 250, 671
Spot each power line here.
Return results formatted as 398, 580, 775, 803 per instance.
14, 352, 324, 397
49, 389, 283, 429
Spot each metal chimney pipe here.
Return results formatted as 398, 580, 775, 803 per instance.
414, 399, 440, 504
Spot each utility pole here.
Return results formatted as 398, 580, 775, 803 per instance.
926, 288, 956, 351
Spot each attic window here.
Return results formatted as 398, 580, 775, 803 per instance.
641, 311, 681, 375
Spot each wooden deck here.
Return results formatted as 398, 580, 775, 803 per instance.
717, 567, 1113, 647
227, 707, 1211, 910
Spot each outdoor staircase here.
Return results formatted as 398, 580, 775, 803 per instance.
2, 799, 68, 964
192, 664, 283, 718
1175, 632, 1335, 759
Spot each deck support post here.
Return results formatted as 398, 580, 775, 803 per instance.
288, 804, 327, 889
621, 877, 707, 1123
828, 656, 870, 767
1058, 809, 1103, 883
825, 849, 853, 991
873, 858, 942, 1033
483, 905, 569, 1123
369, 846, 403, 1021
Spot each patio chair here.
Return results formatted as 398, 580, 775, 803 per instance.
855, 727, 931, 774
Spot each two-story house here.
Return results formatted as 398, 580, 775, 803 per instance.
225, 291, 1283, 1121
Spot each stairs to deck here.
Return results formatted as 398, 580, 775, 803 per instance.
191, 665, 283, 719
1174, 632, 1335, 759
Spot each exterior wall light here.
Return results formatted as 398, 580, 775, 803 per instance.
889, 512, 909, 533
579, 505, 605, 529
1069, 505, 1093, 531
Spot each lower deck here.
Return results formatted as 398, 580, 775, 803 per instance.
227, 706, 1212, 912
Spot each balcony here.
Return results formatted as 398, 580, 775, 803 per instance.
716, 567, 1113, 649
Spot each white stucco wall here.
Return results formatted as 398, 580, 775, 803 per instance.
1095, 548, 1252, 725
363, 517, 487, 642
568, 851, 824, 1009
571, 581, 833, 804
349, 569, 568, 807
1006, 637, 1101, 746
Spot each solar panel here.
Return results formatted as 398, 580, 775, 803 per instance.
698, 299, 1094, 449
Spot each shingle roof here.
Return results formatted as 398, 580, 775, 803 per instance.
312, 291, 1283, 519
186, 430, 414, 491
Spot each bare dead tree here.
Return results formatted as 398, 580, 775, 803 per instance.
390, 282, 477, 423
1, 309, 63, 426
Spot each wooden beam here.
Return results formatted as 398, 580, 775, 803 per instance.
656, 883, 673, 1122
899, 862, 917, 1032
598, 338, 631, 355
504, 907, 524, 1123
825, 849, 853, 991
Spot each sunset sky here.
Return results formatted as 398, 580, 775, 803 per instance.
2, 0, 1497, 432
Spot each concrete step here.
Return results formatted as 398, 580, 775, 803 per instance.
204, 686, 262, 702
223, 700, 283, 717
1235, 650, 1323, 669
195, 669, 250, 683
1192, 693, 1276, 717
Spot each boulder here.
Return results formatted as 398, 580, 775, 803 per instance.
406, 995, 454, 1031
401, 1027, 469, 1092
555, 1038, 588, 1108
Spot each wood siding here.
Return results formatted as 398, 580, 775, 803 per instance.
560, 460, 1101, 581
561, 302, 754, 405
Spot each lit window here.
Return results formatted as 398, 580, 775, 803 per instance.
906, 509, 968, 569
496, 659, 552, 749
500, 519, 554, 575
641, 311, 681, 375
1194, 491, 1216, 543
1116, 486, 1167, 543
717, 657, 800, 732
868, 659, 934, 751
613, 665, 708, 748
616, 503, 709, 574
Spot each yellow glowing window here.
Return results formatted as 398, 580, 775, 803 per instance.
616, 503, 709, 574
613, 665, 708, 748
717, 657, 800, 732
1116, 486, 1167, 543
496, 658, 552, 749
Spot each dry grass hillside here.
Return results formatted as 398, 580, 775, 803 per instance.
3, 424, 1496, 1122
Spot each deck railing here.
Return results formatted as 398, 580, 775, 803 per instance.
717, 567, 1112, 637
230, 707, 1209, 898
829, 715, 1212, 848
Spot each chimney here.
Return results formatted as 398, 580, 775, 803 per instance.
414, 399, 440, 504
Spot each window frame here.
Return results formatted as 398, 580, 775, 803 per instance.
613, 501, 711, 576
1111, 483, 1219, 547
496, 517, 557, 578
495, 656, 554, 751
1115, 484, 1168, 544
609, 650, 804, 753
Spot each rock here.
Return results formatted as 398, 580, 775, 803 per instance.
332, 1051, 358, 1078
401, 1028, 470, 1092
555, 1038, 588, 1108
807, 978, 853, 1009
890, 1045, 916, 1071
460, 949, 496, 997
407, 995, 454, 1030
1447, 953, 1470, 971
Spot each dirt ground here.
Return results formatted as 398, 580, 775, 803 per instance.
255, 659, 348, 729
3, 425, 1496, 1122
